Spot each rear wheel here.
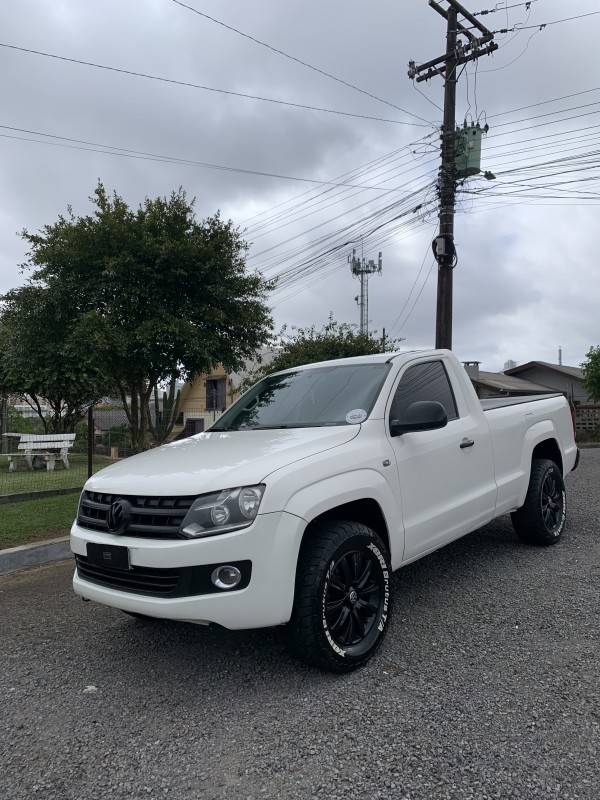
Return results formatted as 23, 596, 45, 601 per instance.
285, 521, 393, 673
511, 458, 566, 546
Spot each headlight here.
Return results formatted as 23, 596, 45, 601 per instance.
179, 484, 265, 539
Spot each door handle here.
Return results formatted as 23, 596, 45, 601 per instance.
460, 438, 475, 449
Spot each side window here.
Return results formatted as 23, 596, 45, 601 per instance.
390, 361, 458, 422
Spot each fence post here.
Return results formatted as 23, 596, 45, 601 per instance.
87, 406, 93, 479
0, 397, 8, 454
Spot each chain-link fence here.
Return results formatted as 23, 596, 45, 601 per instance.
0, 405, 224, 504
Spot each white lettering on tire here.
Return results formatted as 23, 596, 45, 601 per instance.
321, 560, 346, 657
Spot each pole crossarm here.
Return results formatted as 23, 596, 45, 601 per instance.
429, 0, 493, 37
415, 42, 498, 82
410, 0, 496, 84
429, 0, 486, 40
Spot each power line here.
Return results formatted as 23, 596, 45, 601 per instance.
486, 87, 600, 121
247, 156, 439, 242
473, 1, 539, 15
488, 109, 600, 140
244, 147, 423, 234
397, 258, 437, 335
256, 186, 434, 278
261, 118, 600, 298
491, 10, 600, 33
0, 42, 422, 126
0, 124, 418, 190
251, 180, 436, 269
268, 123, 600, 307
491, 100, 600, 129
479, 28, 540, 73
386, 238, 433, 339
171, 0, 432, 126
263, 204, 436, 301
241, 129, 439, 232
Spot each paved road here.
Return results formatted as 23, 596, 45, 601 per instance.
1, 451, 599, 800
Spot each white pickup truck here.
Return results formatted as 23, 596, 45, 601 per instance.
71, 349, 579, 672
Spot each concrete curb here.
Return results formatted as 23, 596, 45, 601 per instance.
0, 536, 72, 576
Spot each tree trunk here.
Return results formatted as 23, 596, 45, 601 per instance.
120, 380, 156, 453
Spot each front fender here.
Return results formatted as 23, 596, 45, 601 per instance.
284, 469, 404, 568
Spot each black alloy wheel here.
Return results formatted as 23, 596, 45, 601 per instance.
541, 470, 563, 531
285, 520, 393, 673
511, 458, 566, 546
324, 549, 383, 651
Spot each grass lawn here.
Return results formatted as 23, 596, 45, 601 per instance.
0, 493, 80, 550
0, 455, 116, 550
0, 454, 114, 496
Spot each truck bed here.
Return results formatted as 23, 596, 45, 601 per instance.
480, 393, 562, 411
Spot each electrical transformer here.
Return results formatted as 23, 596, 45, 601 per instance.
455, 123, 483, 178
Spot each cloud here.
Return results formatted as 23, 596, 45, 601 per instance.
1, 0, 598, 375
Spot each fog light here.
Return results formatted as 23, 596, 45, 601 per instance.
211, 565, 242, 590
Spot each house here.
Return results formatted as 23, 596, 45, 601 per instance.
173, 349, 281, 440
172, 365, 237, 439
503, 361, 598, 436
503, 361, 588, 404
462, 362, 551, 400
463, 360, 599, 438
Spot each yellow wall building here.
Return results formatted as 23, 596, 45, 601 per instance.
171, 366, 238, 438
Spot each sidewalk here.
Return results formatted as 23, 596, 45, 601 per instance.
0, 536, 72, 576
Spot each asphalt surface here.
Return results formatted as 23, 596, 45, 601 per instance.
1, 451, 598, 800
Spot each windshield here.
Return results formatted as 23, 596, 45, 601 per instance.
211, 363, 390, 431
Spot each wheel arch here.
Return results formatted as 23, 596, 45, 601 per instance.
302, 498, 391, 560
282, 469, 401, 567
531, 438, 563, 475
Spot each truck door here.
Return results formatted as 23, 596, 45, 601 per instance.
387, 359, 496, 562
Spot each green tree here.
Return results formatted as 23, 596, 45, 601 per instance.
243, 318, 402, 387
0, 285, 106, 433
582, 346, 600, 402
16, 183, 273, 451
7, 406, 43, 434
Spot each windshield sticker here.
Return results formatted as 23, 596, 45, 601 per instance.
346, 408, 368, 425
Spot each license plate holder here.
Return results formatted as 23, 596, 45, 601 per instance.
87, 542, 130, 571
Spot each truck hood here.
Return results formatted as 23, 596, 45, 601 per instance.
85, 426, 360, 496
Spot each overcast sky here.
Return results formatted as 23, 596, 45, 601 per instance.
1, 0, 599, 372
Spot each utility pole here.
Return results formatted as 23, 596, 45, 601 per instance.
349, 248, 382, 335
408, 0, 497, 350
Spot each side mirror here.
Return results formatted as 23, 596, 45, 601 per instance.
390, 401, 448, 437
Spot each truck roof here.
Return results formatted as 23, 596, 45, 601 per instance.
273, 348, 450, 374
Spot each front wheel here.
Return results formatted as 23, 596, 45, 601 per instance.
511, 458, 566, 546
285, 521, 393, 673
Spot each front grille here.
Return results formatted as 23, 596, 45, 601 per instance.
78, 491, 195, 538
75, 555, 252, 598
76, 555, 181, 596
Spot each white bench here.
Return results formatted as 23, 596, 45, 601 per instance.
6, 433, 76, 472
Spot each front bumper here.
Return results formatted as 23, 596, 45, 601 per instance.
70, 510, 305, 629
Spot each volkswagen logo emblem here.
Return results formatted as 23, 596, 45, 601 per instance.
106, 500, 130, 534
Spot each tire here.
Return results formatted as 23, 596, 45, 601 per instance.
285, 521, 393, 673
511, 458, 566, 546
